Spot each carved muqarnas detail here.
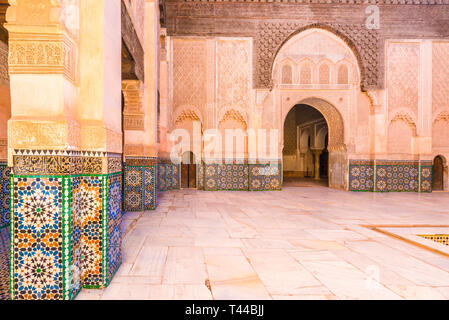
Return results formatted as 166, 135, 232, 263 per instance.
219, 109, 247, 130
255, 22, 380, 91
434, 111, 449, 123
390, 112, 417, 134
175, 109, 200, 125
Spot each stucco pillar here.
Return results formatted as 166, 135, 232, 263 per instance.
143, 0, 158, 157
0, 19, 11, 302
413, 40, 433, 158
123, 0, 169, 212
5, 0, 83, 300
6, 0, 123, 300
367, 90, 387, 157
76, 0, 123, 290
312, 149, 323, 180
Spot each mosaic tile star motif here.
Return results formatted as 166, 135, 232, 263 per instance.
0, 226, 10, 300
349, 160, 433, 193
107, 174, 122, 284
124, 167, 143, 211
124, 165, 159, 211
249, 163, 282, 191
75, 176, 104, 288
0, 165, 10, 228
349, 161, 375, 192
11, 177, 68, 300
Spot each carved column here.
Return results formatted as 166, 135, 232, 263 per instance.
367, 90, 386, 157
78, 0, 122, 290
122, 80, 158, 211
6, 0, 123, 300
0, 18, 10, 301
312, 149, 323, 180
123, 0, 166, 212
5, 0, 82, 300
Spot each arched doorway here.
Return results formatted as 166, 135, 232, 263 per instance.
181, 151, 197, 189
283, 104, 329, 186
433, 156, 444, 191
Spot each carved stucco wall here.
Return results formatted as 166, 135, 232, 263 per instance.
433, 42, 449, 118
171, 38, 251, 132
217, 40, 251, 118
0, 40, 9, 161
256, 22, 378, 90
432, 43, 449, 152
386, 42, 419, 155
166, 1, 449, 93
0, 40, 8, 87
172, 38, 207, 123
273, 29, 359, 86
387, 42, 419, 119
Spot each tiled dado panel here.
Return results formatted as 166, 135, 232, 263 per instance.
9, 151, 123, 300
10, 173, 122, 299
0, 164, 10, 228
249, 163, 282, 191
124, 166, 157, 211
11, 176, 82, 300
204, 163, 249, 191
0, 164, 13, 300
349, 161, 375, 192
158, 161, 180, 192
74, 173, 123, 289
349, 160, 432, 193
201, 162, 283, 191
0, 226, 9, 300
124, 157, 158, 211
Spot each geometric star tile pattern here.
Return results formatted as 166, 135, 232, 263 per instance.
349, 160, 433, 193
0, 164, 10, 228
10, 176, 77, 300
10, 172, 124, 299
124, 166, 158, 211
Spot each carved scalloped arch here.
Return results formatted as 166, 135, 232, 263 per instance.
218, 108, 247, 130
173, 107, 202, 126
433, 110, 449, 123
290, 97, 345, 150
258, 23, 378, 91
389, 110, 417, 130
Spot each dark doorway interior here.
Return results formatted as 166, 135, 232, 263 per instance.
319, 134, 329, 179
433, 156, 444, 191
181, 152, 197, 189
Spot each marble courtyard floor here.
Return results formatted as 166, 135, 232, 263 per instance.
77, 184, 449, 300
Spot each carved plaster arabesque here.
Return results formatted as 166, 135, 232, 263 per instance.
434, 110, 449, 124
256, 22, 379, 91
172, 38, 207, 114
8, 33, 77, 82
217, 39, 251, 114
389, 111, 417, 135
432, 42, 449, 116
122, 80, 144, 131
297, 97, 345, 151
219, 109, 247, 130
387, 42, 419, 117
174, 109, 201, 125
183, 0, 449, 3
0, 40, 8, 85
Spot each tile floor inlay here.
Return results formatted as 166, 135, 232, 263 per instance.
419, 235, 449, 246
75, 185, 449, 300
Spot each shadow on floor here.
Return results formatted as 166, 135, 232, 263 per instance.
283, 177, 329, 188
